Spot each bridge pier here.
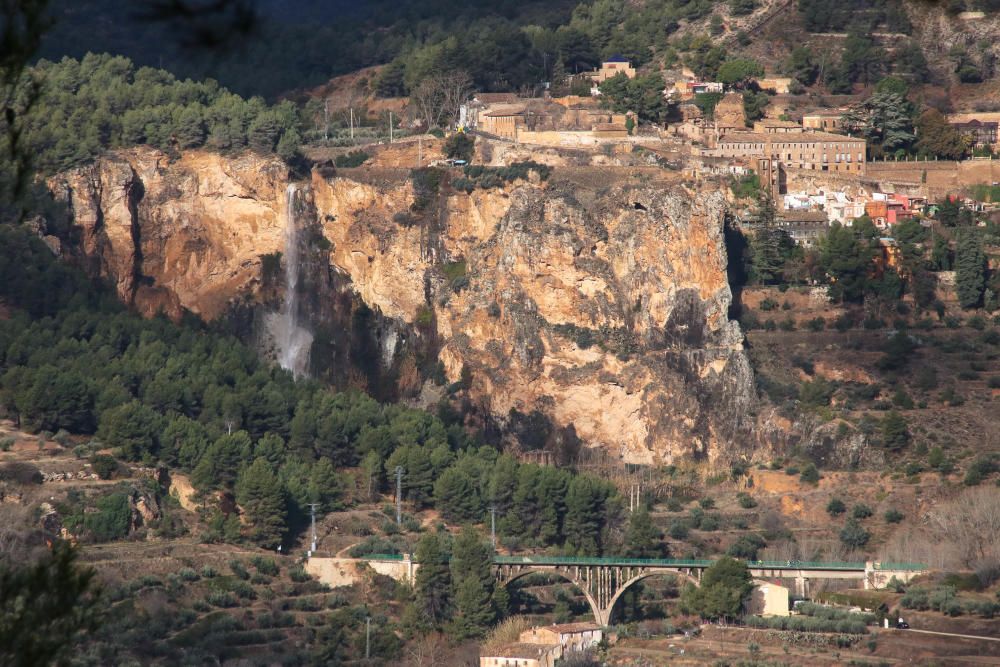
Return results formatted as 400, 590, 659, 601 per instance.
794, 575, 809, 599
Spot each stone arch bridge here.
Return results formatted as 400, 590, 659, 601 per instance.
313, 553, 927, 626
493, 556, 926, 625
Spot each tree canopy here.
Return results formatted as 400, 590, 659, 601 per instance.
16, 53, 302, 174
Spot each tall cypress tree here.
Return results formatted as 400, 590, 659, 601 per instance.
414, 533, 451, 627
235, 457, 287, 548
449, 527, 496, 639
955, 230, 986, 309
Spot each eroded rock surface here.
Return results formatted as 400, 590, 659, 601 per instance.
49, 149, 758, 463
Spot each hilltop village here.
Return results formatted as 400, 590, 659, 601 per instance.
5, 2, 1000, 666
341, 54, 1000, 257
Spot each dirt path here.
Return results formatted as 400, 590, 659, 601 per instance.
903, 628, 1000, 643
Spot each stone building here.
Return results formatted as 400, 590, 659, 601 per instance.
802, 111, 844, 133
710, 131, 866, 174
479, 643, 559, 667
479, 105, 526, 140
753, 119, 803, 134
714, 92, 746, 129
519, 622, 603, 653
587, 55, 636, 84
748, 582, 791, 616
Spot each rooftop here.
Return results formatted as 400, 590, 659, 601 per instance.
544, 622, 601, 633
803, 110, 846, 118
718, 131, 864, 144
475, 92, 520, 104
778, 211, 830, 223
482, 643, 559, 659
757, 119, 802, 127
483, 105, 526, 117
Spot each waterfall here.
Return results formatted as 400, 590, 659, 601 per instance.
270, 183, 313, 378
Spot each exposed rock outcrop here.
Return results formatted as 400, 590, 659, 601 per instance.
49, 149, 758, 463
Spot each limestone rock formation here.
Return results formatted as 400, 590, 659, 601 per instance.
48, 147, 290, 320
48, 149, 758, 463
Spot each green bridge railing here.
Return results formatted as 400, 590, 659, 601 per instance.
354, 553, 927, 571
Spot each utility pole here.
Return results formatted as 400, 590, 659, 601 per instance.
389, 111, 394, 144
365, 617, 371, 659
490, 505, 497, 551
307, 502, 320, 554
350, 107, 354, 142
394, 466, 404, 525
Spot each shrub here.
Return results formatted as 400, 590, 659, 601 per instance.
699, 497, 716, 509
289, 566, 312, 583
852, 504, 874, 519
0, 462, 43, 484
444, 133, 475, 162
807, 317, 826, 331
89, 454, 118, 480
229, 560, 250, 580
727, 533, 767, 559
840, 519, 870, 549
760, 298, 778, 311
251, 555, 279, 576
884, 509, 905, 523
800, 463, 820, 484
206, 591, 238, 608
737, 492, 757, 509
83, 492, 132, 542
668, 522, 689, 540
200, 566, 218, 578
178, 568, 199, 582
826, 498, 846, 516
334, 150, 370, 168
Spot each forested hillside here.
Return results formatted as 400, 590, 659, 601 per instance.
18, 54, 301, 174
0, 225, 621, 555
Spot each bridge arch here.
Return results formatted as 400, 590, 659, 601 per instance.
602, 570, 700, 625
500, 567, 603, 626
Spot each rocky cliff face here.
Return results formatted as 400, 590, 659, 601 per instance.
48, 147, 291, 320
49, 149, 757, 464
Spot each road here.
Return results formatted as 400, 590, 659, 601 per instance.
893, 628, 1000, 643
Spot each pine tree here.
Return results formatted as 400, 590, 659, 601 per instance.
192, 431, 251, 490
449, 576, 495, 639
414, 533, 451, 627
95, 400, 162, 461
235, 457, 287, 548
955, 230, 986, 309
434, 466, 480, 523
448, 526, 497, 637
564, 476, 605, 555
624, 505, 665, 558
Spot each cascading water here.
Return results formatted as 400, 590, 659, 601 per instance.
269, 183, 313, 377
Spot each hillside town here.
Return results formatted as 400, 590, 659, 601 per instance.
6, 1, 1000, 666
399, 54, 1000, 258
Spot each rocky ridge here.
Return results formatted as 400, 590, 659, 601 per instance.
47, 148, 758, 464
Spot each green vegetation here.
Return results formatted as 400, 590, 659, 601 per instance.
0, 225, 618, 553
598, 72, 669, 123
451, 161, 552, 193
0, 543, 100, 667
444, 133, 475, 162
17, 54, 302, 174
334, 150, 370, 168
679, 557, 753, 621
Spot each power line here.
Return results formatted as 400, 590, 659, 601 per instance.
307, 502, 320, 555
394, 466, 404, 526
